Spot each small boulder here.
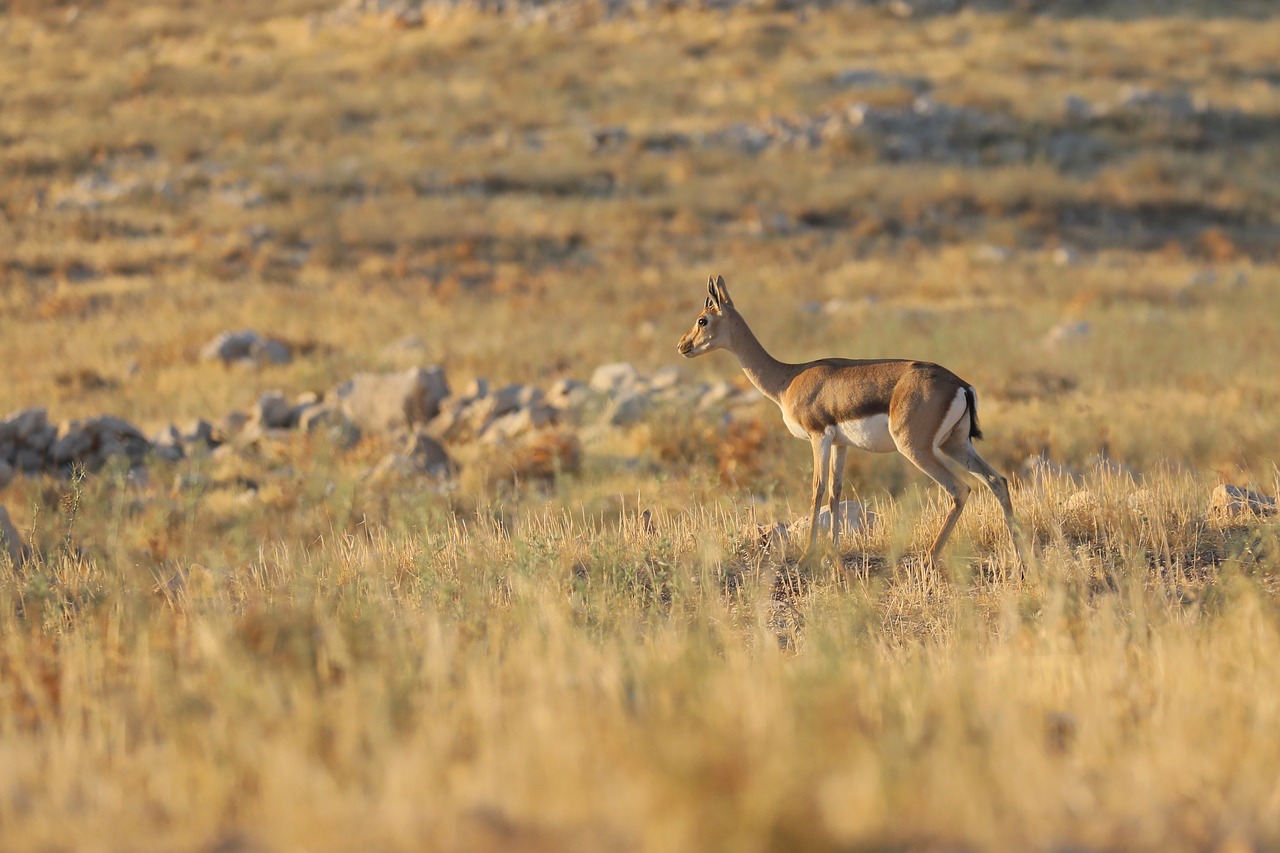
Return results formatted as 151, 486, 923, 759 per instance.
200, 330, 293, 367
296, 405, 361, 448
545, 378, 589, 411
371, 430, 457, 480
251, 392, 294, 430
182, 418, 219, 448
334, 366, 450, 434
606, 390, 651, 426
151, 425, 185, 462
1043, 321, 1092, 346
590, 362, 641, 396
0, 505, 28, 567
0, 459, 13, 489
790, 501, 875, 536
1210, 484, 1277, 519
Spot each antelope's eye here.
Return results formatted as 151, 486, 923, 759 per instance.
697, 317, 707, 327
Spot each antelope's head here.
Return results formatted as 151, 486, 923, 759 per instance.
677, 275, 735, 358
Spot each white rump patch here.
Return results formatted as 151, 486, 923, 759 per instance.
934, 388, 969, 448
832, 414, 896, 453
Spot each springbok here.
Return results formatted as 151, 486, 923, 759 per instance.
677, 275, 1016, 565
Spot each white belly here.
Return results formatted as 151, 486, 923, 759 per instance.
833, 414, 896, 453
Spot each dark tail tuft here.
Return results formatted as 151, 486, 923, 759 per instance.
964, 386, 983, 441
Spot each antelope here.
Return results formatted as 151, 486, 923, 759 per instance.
677, 275, 1017, 565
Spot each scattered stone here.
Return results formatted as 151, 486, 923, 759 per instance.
545, 378, 589, 411
334, 366, 450, 434
151, 425, 185, 462
0, 460, 13, 490
590, 362, 641, 395
744, 521, 791, 551
182, 418, 218, 448
219, 410, 250, 436
372, 430, 457, 480
296, 405, 362, 448
790, 501, 875, 536
200, 330, 293, 367
605, 390, 651, 427
698, 381, 739, 409
1043, 321, 1092, 346
251, 392, 294, 430
1052, 246, 1081, 267
0, 505, 28, 568
1210, 484, 1277, 519
50, 416, 150, 470
1063, 490, 1099, 517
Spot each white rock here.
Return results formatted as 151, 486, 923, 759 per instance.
606, 390, 651, 427
590, 362, 641, 395
790, 501, 875, 535
334, 366, 450, 434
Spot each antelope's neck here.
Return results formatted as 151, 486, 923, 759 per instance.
729, 318, 794, 403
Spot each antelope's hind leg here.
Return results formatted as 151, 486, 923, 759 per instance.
939, 432, 1020, 561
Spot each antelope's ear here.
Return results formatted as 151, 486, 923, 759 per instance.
705, 295, 715, 310
713, 274, 733, 309
706, 276, 721, 311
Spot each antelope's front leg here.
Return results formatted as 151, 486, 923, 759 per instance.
829, 445, 848, 548
807, 433, 833, 551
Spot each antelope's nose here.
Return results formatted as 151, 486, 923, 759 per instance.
677, 339, 692, 355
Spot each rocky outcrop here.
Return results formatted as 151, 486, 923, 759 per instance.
200, 330, 293, 367
334, 367, 450, 434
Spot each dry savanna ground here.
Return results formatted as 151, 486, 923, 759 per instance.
2, 0, 1280, 850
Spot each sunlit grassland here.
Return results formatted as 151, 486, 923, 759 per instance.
3, 0, 1280, 849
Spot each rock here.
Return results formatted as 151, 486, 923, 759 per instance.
334, 366, 450, 434
182, 418, 218, 447
698, 381, 739, 409
545, 378, 589, 411
1020, 454, 1075, 485
151, 425, 185, 462
1210, 484, 1277, 519
1043, 321, 1092, 346
975, 244, 1011, 263
1052, 246, 1081, 267
647, 366, 681, 392
606, 390, 651, 427
481, 404, 558, 444
0, 505, 28, 568
296, 405, 361, 448
219, 410, 250, 436
790, 501, 875, 535
1062, 95, 1095, 122
14, 449, 44, 474
1063, 491, 1099, 517
3, 408, 55, 453
0, 459, 13, 489
744, 522, 791, 551
200, 330, 293, 367
251, 392, 294, 430
51, 416, 150, 469
372, 430, 456, 480
590, 362, 641, 395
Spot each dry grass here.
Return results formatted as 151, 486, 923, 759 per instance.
3, 0, 1280, 849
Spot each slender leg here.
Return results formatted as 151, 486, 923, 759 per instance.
807, 432, 834, 552
829, 445, 848, 548
941, 438, 1019, 559
898, 444, 971, 564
